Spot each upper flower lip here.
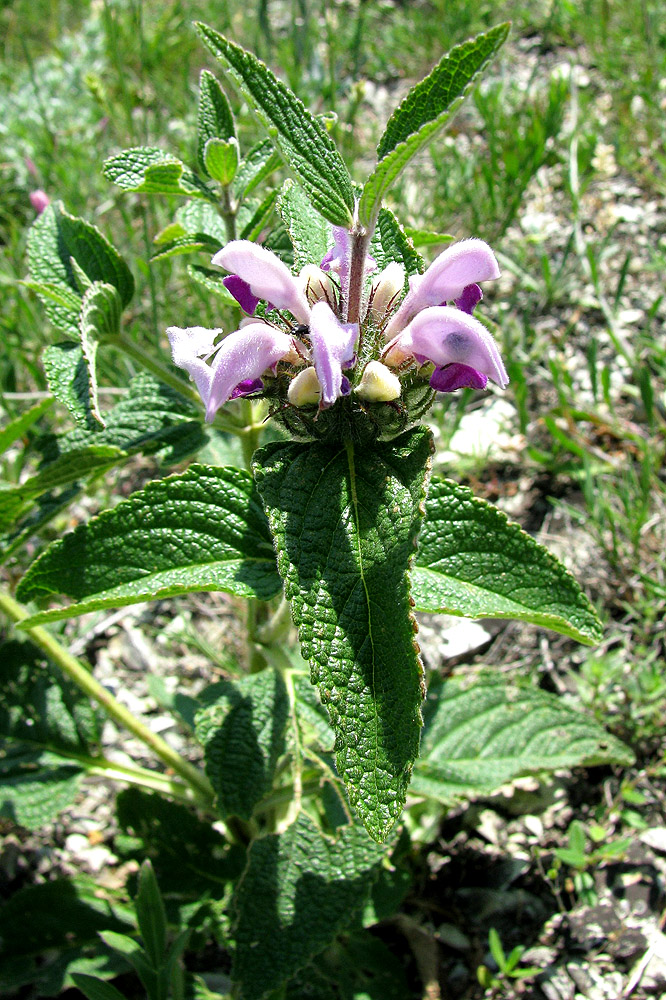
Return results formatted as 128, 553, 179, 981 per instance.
212, 240, 312, 325
384, 238, 500, 339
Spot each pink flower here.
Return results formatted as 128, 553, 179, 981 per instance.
212, 241, 311, 324
30, 190, 50, 214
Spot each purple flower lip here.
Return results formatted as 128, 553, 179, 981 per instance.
430, 363, 488, 393
384, 306, 508, 389
307, 301, 358, 409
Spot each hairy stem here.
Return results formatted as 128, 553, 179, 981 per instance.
0, 590, 215, 805
346, 225, 372, 325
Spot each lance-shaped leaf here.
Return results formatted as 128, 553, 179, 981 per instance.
412, 677, 634, 803
253, 428, 433, 842
232, 813, 386, 1000
43, 343, 99, 429
16, 465, 281, 624
232, 137, 282, 201
27, 202, 134, 335
196, 69, 236, 175
358, 23, 510, 230
412, 477, 603, 644
0, 398, 54, 456
196, 24, 355, 227
103, 147, 215, 200
195, 668, 289, 820
370, 206, 424, 278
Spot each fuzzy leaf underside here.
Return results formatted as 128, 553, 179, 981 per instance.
359, 23, 510, 229
412, 677, 634, 802
195, 668, 289, 820
233, 813, 386, 1000
253, 428, 433, 842
77, 282, 123, 427
196, 24, 355, 227
412, 477, 603, 644
17, 465, 281, 622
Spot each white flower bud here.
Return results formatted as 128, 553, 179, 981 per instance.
367, 262, 405, 322
299, 264, 336, 306
354, 361, 402, 402
288, 366, 321, 406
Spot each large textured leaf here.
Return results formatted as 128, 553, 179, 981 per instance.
27, 202, 134, 335
412, 677, 634, 802
253, 428, 433, 841
232, 813, 385, 1000
43, 343, 98, 429
278, 179, 331, 270
103, 147, 215, 200
196, 24, 354, 227
17, 465, 281, 623
358, 24, 510, 230
195, 668, 289, 820
412, 477, 603, 644
0, 745, 84, 829
369, 206, 424, 278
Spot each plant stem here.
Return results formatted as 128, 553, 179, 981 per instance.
346, 225, 372, 325
0, 590, 215, 805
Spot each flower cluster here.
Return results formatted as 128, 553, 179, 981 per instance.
167, 229, 508, 439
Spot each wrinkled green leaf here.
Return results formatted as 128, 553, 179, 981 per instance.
359, 24, 510, 230
151, 233, 221, 263
176, 200, 229, 244
196, 24, 354, 227
412, 477, 603, 644
233, 813, 385, 1000
27, 202, 134, 335
253, 428, 433, 842
278, 179, 331, 271
197, 69, 236, 176
43, 342, 100, 430
195, 668, 289, 820
238, 189, 279, 241
103, 147, 215, 200
0, 745, 84, 829
17, 465, 281, 622
412, 677, 634, 802
78, 282, 124, 427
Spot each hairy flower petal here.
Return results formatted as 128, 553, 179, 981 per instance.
223, 275, 260, 314
308, 301, 358, 408
167, 325, 223, 402
206, 324, 294, 420
384, 239, 499, 338
212, 240, 311, 324
430, 363, 487, 392
385, 306, 508, 388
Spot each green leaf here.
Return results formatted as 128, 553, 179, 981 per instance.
71, 974, 130, 1000
232, 137, 282, 200
195, 668, 289, 820
238, 189, 279, 242
358, 24, 510, 230
0, 444, 125, 532
150, 234, 221, 263
78, 282, 124, 427
27, 203, 134, 337
176, 200, 228, 244
43, 342, 100, 429
196, 24, 354, 227
370, 206, 424, 278
0, 744, 84, 829
197, 69, 236, 176
115, 788, 245, 896
404, 227, 455, 248
0, 876, 132, 994
16, 464, 281, 623
411, 677, 634, 803
98, 932, 158, 997
277, 179, 331, 271
0, 637, 102, 828
135, 860, 167, 968
204, 137, 240, 186
39, 373, 207, 468
103, 147, 215, 200
253, 428, 433, 842
232, 813, 385, 1000
412, 477, 603, 644
0, 397, 53, 455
